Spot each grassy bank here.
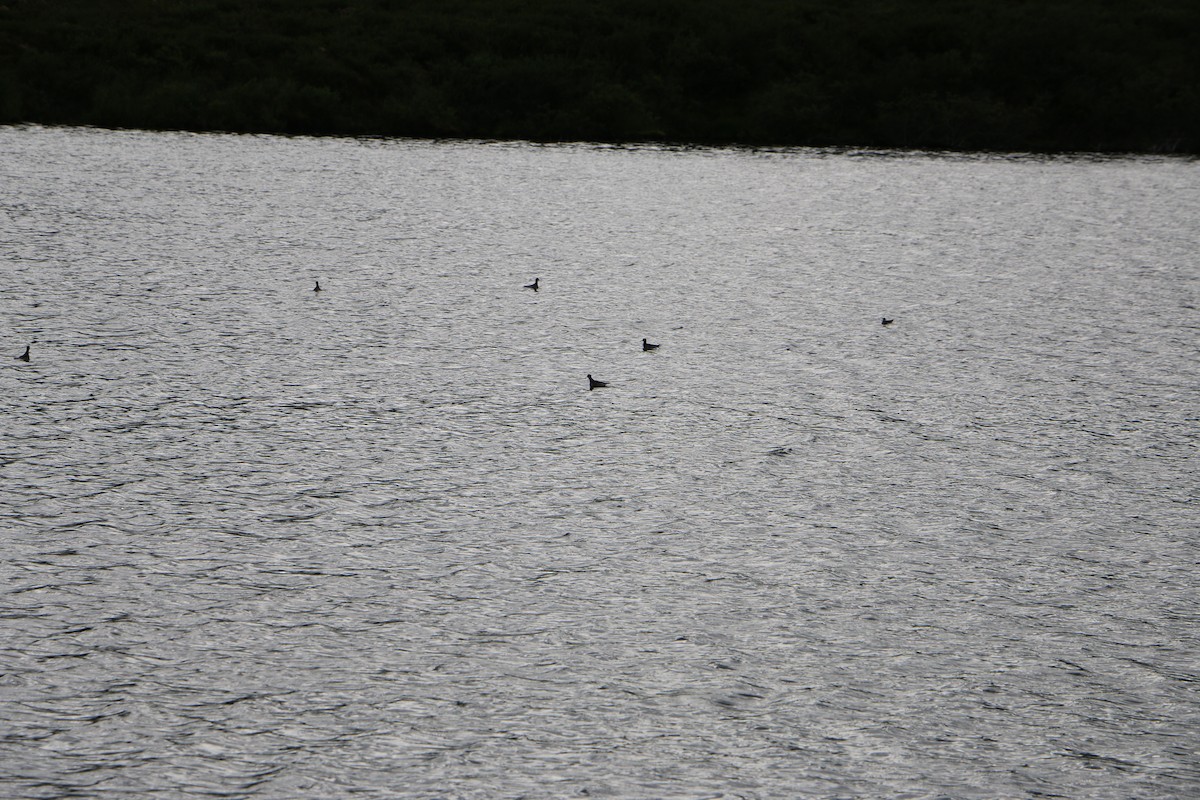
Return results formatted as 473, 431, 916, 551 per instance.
2, 0, 1196, 153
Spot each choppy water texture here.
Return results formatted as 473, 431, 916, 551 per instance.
1, 125, 1198, 799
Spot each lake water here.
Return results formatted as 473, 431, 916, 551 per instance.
1, 125, 1197, 799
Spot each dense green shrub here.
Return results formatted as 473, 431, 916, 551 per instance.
1, 0, 1196, 152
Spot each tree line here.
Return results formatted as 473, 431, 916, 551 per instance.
2, 0, 1196, 153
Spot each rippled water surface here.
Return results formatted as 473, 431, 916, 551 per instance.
1, 125, 1198, 799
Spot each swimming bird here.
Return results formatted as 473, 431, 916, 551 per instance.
642, 338, 660, 351
524, 278, 539, 292
314, 280, 322, 292
16, 344, 30, 362
587, 374, 608, 390
881, 317, 893, 326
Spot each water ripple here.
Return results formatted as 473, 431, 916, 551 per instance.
1, 125, 1198, 799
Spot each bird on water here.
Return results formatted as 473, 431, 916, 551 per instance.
587, 374, 608, 390
524, 278, 539, 292
16, 344, 30, 362
314, 280, 322, 292
642, 338, 660, 351
881, 317, 893, 326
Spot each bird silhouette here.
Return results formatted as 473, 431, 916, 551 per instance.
314, 280, 322, 292
587, 374, 608, 390
881, 317, 893, 326
642, 338, 660, 351
524, 278, 539, 292
16, 344, 30, 362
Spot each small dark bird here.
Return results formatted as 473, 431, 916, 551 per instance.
524, 278, 539, 292
881, 317, 893, 326
16, 345, 30, 362
587, 374, 608, 390
314, 280, 322, 292
642, 338, 660, 351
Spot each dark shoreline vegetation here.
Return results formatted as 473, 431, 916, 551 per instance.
2, 0, 1197, 154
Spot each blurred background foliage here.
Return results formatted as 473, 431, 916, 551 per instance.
1, 0, 1196, 152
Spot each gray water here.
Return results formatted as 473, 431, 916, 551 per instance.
1, 125, 1197, 799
